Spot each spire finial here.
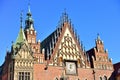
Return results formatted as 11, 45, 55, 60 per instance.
20, 11, 23, 28
6, 46, 8, 53
62, 8, 69, 22
97, 33, 100, 40
81, 41, 83, 51
27, 0, 32, 17
28, 0, 31, 13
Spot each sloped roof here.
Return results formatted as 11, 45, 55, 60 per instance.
12, 27, 30, 55
41, 12, 70, 57
15, 27, 26, 45
41, 27, 61, 59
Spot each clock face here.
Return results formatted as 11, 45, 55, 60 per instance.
66, 62, 77, 75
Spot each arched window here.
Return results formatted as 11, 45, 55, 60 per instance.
103, 76, 107, 80
99, 77, 102, 80
60, 76, 67, 80
55, 77, 58, 80
77, 78, 80, 80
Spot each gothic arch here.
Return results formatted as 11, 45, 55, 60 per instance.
103, 75, 107, 80
99, 76, 102, 80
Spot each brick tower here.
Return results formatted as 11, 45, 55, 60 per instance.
87, 34, 113, 70
24, 6, 40, 54
24, 5, 44, 64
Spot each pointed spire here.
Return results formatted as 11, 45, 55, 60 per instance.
69, 19, 72, 28
27, 0, 31, 16
6, 47, 9, 53
61, 9, 69, 23
25, 1, 34, 30
81, 41, 84, 51
77, 35, 80, 43
20, 11, 23, 28
57, 9, 73, 32
15, 27, 26, 44
14, 11, 27, 44
28, 1, 31, 13
96, 33, 104, 45
12, 41, 14, 46
97, 33, 101, 40
83, 46, 86, 53
75, 29, 77, 39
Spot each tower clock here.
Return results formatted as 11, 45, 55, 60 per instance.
65, 61, 77, 75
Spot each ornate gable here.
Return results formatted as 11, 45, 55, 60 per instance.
58, 24, 81, 60
41, 11, 90, 68
11, 27, 34, 60
14, 43, 33, 59
59, 33, 80, 60
51, 22, 88, 68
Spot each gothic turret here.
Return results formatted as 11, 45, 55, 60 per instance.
25, 5, 34, 30
12, 12, 28, 56
95, 34, 104, 53
24, 5, 36, 44
24, 5, 40, 54
15, 12, 26, 44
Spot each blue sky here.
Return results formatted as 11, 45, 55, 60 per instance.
0, 0, 120, 65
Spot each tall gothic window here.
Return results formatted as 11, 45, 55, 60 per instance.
18, 72, 30, 80
99, 77, 102, 80
103, 76, 107, 80
55, 77, 58, 80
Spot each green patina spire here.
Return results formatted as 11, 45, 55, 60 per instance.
12, 13, 28, 56
20, 11, 23, 28
27, 2, 32, 17
15, 27, 26, 44
12, 27, 26, 54
25, 2, 34, 30
15, 12, 26, 44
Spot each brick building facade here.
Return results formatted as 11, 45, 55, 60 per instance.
0, 6, 114, 80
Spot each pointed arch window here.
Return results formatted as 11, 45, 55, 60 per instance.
54, 77, 58, 80
103, 76, 107, 80
99, 77, 102, 80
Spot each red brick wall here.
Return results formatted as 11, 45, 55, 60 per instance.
34, 64, 113, 80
